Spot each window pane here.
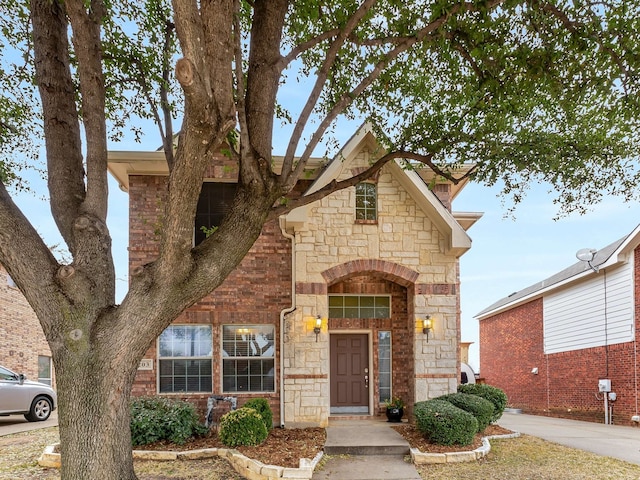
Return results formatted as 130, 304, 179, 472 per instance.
360, 307, 375, 318
329, 296, 343, 307
344, 297, 359, 307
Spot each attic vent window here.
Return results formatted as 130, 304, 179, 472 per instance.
355, 182, 377, 222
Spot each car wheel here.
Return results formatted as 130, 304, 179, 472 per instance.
24, 396, 53, 422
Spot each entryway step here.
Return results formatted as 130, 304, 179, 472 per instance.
324, 444, 409, 456
323, 419, 411, 456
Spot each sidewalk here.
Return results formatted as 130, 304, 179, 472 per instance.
498, 412, 640, 465
0, 410, 58, 436
312, 419, 421, 480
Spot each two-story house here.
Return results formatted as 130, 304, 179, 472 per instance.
108, 124, 482, 427
477, 224, 640, 425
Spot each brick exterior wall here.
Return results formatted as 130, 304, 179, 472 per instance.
480, 245, 640, 425
128, 158, 292, 422
0, 266, 53, 384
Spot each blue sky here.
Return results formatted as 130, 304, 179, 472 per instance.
10, 121, 640, 374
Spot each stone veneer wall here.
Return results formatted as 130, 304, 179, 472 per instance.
0, 266, 53, 383
284, 151, 460, 427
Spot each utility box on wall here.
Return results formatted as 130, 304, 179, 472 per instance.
598, 379, 611, 393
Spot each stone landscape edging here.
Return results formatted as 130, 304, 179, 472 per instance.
410, 432, 521, 464
38, 432, 520, 477
38, 443, 324, 480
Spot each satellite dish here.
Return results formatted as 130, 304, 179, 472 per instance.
576, 248, 596, 262
576, 248, 599, 273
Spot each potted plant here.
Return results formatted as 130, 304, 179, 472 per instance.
384, 396, 405, 422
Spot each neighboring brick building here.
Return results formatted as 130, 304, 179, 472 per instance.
0, 265, 54, 386
477, 224, 640, 425
108, 124, 482, 427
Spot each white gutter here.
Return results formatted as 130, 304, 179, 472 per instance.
278, 217, 296, 428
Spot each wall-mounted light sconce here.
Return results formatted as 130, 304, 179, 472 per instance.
422, 315, 433, 342
313, 315, 322, 342
531, 367, 538, 375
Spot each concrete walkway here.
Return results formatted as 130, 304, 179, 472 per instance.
499, 412, 640, 465
312, 419, 421, 480
0, 410, 58, 436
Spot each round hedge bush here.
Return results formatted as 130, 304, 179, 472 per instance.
457, 383, 508, 423
243, 398, 273, 431
414, 399, 478, 446
218, 407, 268, 447
439, 392, 495, 431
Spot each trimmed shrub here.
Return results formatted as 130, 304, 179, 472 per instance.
414, 399, 478, 446
130, 397, 207, 446
218, 407, 268, 447
439, 393, 494, 431
458, 384, 508, 423
243, 398, 273, 431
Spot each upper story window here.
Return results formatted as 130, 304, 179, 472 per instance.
355, 182, 377, 222
195, 182, 238, 245
158, 325, 213, 393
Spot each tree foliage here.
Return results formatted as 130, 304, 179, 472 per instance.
0, 1, 638, 479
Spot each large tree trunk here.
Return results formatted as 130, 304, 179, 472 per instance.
55, 349, 138, 480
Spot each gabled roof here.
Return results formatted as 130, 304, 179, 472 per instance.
476, 223, 640, 319
287, 123, 477, 257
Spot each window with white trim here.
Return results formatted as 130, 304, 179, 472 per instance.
222, 325, 275, 392
329, 295, 391, 318
378, 331, 392, 404
158, 325, 212, 393
355, 182, 377, 221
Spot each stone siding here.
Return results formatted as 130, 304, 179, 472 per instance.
284, 151, 460, 426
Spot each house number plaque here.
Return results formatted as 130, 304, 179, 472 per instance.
138, 359, 153, 370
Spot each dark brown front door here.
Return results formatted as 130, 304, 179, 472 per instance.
330, 334, 369, 414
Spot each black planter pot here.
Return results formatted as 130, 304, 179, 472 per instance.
385, 407, 404, 422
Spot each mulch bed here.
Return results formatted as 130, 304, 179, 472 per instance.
137, 424, 514, 468
138, 427, 326, 468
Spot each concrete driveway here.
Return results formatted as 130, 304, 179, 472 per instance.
499, 412, 640, 466
0, 409, 58, 436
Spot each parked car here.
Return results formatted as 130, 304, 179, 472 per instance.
0, 365, 57, 421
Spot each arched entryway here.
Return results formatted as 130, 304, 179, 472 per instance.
323, 261, 417, 417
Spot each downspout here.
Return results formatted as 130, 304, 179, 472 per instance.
279, 216, 296, 428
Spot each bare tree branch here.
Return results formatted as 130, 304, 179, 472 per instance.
31, 0, 85, 252
285, 0, 505, 188
280, 0, 378, 180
